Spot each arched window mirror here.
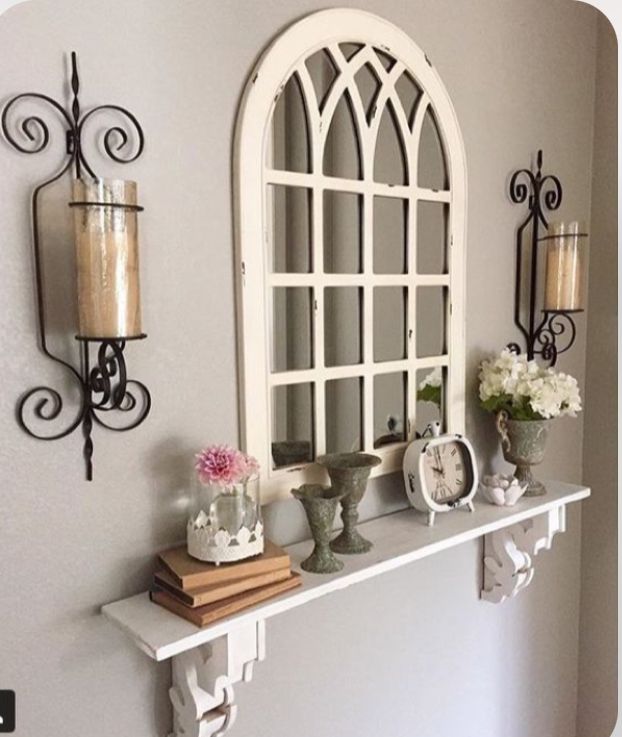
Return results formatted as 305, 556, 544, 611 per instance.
234, 9, 466, 502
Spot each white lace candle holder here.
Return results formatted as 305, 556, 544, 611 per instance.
187, 475, 263, 564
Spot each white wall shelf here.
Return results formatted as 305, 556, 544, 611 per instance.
103, 481, 588, 737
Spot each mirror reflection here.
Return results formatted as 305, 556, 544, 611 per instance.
325, 287, 362, 367
324, 191, 362, 273
418, 108, 447, 190
374, 103, 407, 185
269, 185, 312, 273
326, 376, 363, 454
374, 197, 407, 274
415, 366, 444, 437
395, 71, 422, 128
272, 383, 314, 468
417, 201, 448, 274
416, 287, 446, 357
305, 48, 337, 112
272, 287, 314, 372
355, 62, 382, 123
269, 73, 310, 173
374, 372, 407, 448
323, 91, 361, 179
374, 287, 407, 362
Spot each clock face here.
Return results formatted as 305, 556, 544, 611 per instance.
422, 440, 472, 504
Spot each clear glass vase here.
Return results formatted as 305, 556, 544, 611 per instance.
187, 475, 263, 564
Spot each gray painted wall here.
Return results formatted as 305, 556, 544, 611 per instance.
577, 12, 618, 737
0, 1, 608, 736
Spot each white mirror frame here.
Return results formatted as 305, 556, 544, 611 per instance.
234, 8, 467, 503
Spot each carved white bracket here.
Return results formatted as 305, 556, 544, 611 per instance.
481, 506, 567, 604
169, 620, 266, 737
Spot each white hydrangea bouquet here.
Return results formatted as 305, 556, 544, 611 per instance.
478, 349, 581, 497
417, 366, 442, 408
479, 349, 581, 420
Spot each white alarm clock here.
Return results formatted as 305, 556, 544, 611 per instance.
403, 421, 478, 526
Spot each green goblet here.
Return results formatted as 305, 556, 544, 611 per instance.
316, 452, 382, 554
291, 484, 344, 574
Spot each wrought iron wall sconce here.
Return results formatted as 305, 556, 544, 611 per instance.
507, 149, 587, 365
1, 52, 150, 480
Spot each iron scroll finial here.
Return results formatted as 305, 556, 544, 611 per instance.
2, 52, 150, 480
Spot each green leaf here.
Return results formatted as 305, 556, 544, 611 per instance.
417, 385, 441, 407
480, 394, 512, 415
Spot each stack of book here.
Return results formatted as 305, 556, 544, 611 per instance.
151, 540, 301, 627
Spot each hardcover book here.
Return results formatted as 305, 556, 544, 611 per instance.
158, 540, 290, 590
151, 573, 302, 627
153, 566, 292, 608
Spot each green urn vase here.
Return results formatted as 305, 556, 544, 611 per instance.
496, 411, 551, 496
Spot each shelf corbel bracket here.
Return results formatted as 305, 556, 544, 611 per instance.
481, 505, 566, 604
169, 619, 266, 737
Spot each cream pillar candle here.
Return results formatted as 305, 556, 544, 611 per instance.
72, 178, 143, 338
543, 221, 586, 312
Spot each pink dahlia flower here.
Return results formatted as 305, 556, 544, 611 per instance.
195, 445, 259, 486
240, 453, 259, 479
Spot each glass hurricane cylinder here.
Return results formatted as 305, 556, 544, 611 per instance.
72, 178, 143, 338
187, 475, 263, 564
542, 221, 587, 312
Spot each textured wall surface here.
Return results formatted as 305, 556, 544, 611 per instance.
577, 12, 618, 737
0, 1, 605, 736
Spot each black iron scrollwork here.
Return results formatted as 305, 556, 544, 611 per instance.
2, 52, 150, 480
506, 150, 578, 366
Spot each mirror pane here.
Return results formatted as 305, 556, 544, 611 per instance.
326, 376, 363, 454
374, 287, 407, 362
395, 71, 422, 129
324, 287, 362, 367
305, 49, 338, 112
418, 107, 448, 191
354, 62, 381, 123
323, 91, 361, 180
324, 191, 362, 274
268, 73, 310, 173
416, 287, 446, 357
417, 201, 448, 274
373, 48, 397, 72
374, 372, 407, 448
269, 185, 312, 274
272, 287, 314, 371
415, 366, 444, 437
339, 43, 364, 62
374, 197, 407, 274
374, 102, 407, 185
272, 383, 314, 468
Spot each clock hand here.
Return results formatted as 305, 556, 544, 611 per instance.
434, 448, 445, 476
437, 480, 452, 499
